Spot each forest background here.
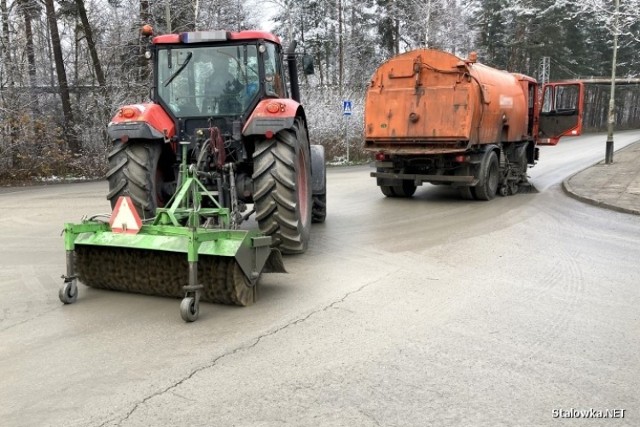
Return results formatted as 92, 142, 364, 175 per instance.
0, 0, 638, 182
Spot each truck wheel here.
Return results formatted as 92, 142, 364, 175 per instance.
456, 165, 475, 200
392, 181, 416, 197
106, 140, 162, 219
459, 186, 475, 200
475, 151, 499, 201
380, 185, 396, 197
253, 118, 312, 254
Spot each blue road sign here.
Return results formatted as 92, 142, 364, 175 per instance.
343, 100, 352, 116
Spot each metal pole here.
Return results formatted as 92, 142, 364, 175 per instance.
605, 0, 619, 164
346, 116, 349, 163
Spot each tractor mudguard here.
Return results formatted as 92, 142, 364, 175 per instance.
107, 103, 175, 142
310, 145, 326, 195
242, 98, 302, 137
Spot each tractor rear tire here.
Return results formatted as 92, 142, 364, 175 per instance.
475, 151, 499, 201
252, 118, 312, 254
106, 140, 162, 219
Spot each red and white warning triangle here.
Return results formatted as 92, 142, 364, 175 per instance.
109, 196, 142, 234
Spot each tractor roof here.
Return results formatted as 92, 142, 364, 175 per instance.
153, 30, 281, 45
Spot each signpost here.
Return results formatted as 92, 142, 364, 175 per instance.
343, 100, 352, 163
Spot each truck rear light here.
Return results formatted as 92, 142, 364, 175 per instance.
454, 155, 470, 163
375, 152, 387, 161
265, 130, 274, 139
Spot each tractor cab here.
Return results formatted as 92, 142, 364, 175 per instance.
150, 30, 288, 141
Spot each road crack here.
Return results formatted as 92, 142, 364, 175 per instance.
101, 271, 394, 427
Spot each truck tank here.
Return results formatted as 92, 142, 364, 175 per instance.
365, 49, 539, 200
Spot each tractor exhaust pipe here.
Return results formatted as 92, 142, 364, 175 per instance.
286, 40, 300, 103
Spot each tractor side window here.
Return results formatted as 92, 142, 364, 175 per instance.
264, 43, 284, 97
241, 48, 260, 110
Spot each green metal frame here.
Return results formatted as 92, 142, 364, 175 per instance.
63, 142, 277, 285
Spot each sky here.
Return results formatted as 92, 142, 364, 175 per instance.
250, 1, 279, 31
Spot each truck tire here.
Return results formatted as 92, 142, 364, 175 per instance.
392, 181, 417, 197
474, 151, 499, 201
380, 182, 416, 197
459, 186, 475, 200
456, 164, 475, 200
380, 185, 396, 197
252, 118, 312, 254
106, 140, 162, 219
378, 167, 416, 198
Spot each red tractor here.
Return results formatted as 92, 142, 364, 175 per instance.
106, 27, 326, 254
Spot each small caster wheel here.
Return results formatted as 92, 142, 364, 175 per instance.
59, 280, 78, 304
180, 297, 199, 322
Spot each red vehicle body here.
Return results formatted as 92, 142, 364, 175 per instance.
106, 28, 326, 254
540, 78, 640, 145
364, 49, 576, 200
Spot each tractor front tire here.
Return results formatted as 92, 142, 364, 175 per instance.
106, 140, 162, 219
252, 118, 312, 254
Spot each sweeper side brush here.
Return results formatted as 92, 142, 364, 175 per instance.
60, 143, 285, 322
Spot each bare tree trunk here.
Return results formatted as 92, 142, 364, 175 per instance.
139, 0, 151, 83
44, 0, 80, 154
75, 0, 105, 87
0, 0, 12, 87
21, 4, 41, 133
24, 12, 37, 88
75, 0, 112, 144
338, 0, 343, 95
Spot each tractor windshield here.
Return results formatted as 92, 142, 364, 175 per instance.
157, 45, 259, 117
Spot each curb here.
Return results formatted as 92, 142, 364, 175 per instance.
562, 159, 640, 217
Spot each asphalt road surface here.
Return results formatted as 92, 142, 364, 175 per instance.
1, 132, 639, 427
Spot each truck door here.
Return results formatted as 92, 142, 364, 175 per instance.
538, 82, 583, 145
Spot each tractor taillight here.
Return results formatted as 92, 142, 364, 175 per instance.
375, 152, 387, 161
266, 102, 283, 114
265, 131, 274, 139
454, 155, 470, 163
120, 107, 137, 119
